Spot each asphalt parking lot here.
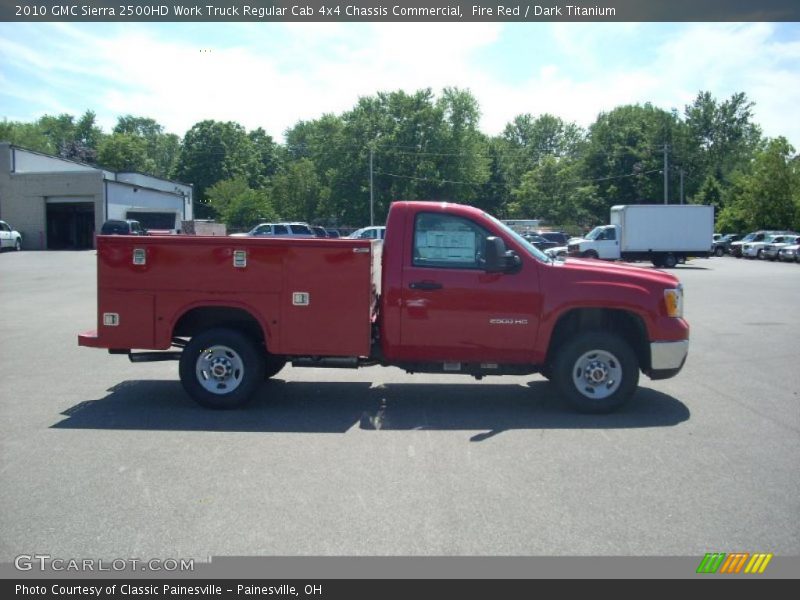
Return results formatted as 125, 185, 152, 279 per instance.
0, 251, 798, 560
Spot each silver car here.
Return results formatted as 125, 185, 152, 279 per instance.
778, 243, 800, 263
230, 222, 316, 238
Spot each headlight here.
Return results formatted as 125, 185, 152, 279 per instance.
664, 285, 684, 318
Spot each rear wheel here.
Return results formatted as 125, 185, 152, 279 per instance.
552, 331, 639, 414
662, 253, 678, 268
714, 246, 724, 257
179, 328, 265, 409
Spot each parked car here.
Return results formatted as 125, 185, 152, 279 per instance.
712, 233, 742, 256
348, 226, 386, 240
730, 231, 790, 257
325, 229, 341, 238
310, 226, 328, 238
536, 231, 571, 246
523, 233, 559, 252
763, 235, 800, 261
743, 234, 798, 259
100, 219, 147, 236
778, 242, 800, 263
0, 220, 22, 251
230, 222, 315, 238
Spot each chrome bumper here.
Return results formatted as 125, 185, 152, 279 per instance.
650, 340, 689, 371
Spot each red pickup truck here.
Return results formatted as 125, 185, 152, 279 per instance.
79, 201, 689, 413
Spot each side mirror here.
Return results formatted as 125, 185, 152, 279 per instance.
484, 236, 520, 273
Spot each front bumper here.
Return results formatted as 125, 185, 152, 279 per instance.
649, 339, 689, 380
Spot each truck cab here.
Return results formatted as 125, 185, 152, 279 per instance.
568, 225, 621, 260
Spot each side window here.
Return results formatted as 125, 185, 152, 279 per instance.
360, 229, 376, 239
273, 225, 289, 235
605, 228, 616, 241
412, 213, 489, 270
0, 222, 9, 232
254, 225, 272, 235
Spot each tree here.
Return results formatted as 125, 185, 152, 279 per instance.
269, 159, 328, 222
0, 119, 52, 153
113, 115, 180, 178
684, 91, 763, 190
206, 177, 276, 230
97, 133, 155, 173
173, 120, 261, 218
582, 103, 683, 209
498, 113, 584, 191
724, 137, 798, 230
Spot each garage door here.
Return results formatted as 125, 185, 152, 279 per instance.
46, 196, 95, 250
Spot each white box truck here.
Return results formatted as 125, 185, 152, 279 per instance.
567, 204, 714, 268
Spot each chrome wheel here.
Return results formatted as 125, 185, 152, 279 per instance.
195, 345, 244, 394
571, 349, 622, 400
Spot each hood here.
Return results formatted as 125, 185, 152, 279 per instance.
556, 257, 680, 288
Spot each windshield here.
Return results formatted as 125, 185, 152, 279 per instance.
484, 213, 551, 263
740, 233, 757, 242
585, 226, 605, 240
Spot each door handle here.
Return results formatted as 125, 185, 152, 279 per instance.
409, 280, 443, 291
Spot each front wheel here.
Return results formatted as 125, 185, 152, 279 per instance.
714, 247, 724, 257
583, 250, 599, 259
552, 331, 639, 414
14, 238, 21, 251
179, 328, 265, 409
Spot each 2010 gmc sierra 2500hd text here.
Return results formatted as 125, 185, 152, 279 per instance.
79, 201, 689, 413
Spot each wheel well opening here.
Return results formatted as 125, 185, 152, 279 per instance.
546, 308, 650, 371
173, 307, 265, 345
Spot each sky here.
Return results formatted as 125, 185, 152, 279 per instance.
1, 21, 799, 148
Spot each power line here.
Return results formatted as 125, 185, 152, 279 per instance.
374, 168, 663, 190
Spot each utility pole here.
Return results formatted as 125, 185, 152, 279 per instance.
663, 143, 669, 204
369, 145, 374, 226
680, 168, 685, 204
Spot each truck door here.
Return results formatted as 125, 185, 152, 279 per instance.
399, 211, 540, 364
597, 226, 620, 259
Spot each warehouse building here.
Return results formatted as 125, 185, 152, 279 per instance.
0, 142, 193, 249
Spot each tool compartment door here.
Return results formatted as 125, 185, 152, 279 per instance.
280, 241, 373, 357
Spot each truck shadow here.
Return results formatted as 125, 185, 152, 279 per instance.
52, 379, 690, 441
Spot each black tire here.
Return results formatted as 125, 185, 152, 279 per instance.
583, 250, 599, 259
14, 238, 21, 251
651, 256, 664, 268
179, 327, 265, 409
662, 253, 678, 268
714, 246, 724, 257
552, 331, 639, 414
757, 249, 764, 259
264, 354, 287, 379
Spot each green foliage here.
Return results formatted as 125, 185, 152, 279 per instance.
97, 133, 155, 173
2, 88, 792, 230
721, 137, 798, 230
269, 158, 328, 222
113, 115, 180, 178
173, 120, 264, 218
206, 177, 276, 230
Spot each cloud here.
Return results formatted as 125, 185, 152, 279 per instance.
1, 22, 799, 149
